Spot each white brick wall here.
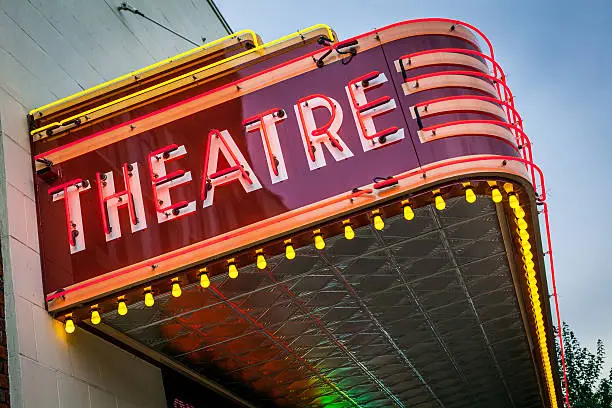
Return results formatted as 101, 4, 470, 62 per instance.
0, 89, 168, 408
0, 1, 230, 406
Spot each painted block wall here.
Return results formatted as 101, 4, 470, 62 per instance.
0, 1, 229, 406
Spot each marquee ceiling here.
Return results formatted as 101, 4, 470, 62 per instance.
97, 195, 544, 408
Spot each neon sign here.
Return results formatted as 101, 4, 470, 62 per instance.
48, 71, 403, 253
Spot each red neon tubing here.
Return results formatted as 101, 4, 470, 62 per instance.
398, 47, 513, 118
243, 108, 284, 176
48, 179, 83, 247
296, 94, 342, 161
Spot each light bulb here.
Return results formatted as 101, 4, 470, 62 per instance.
509, 193, 519, 209
525, 259, 535, 270
491, 188, 503, 203
200, 273, 210, 288
65, 318, 75, 334
344, 224, 355, 240
403, 205, 414, 220
521, 240, 532, 251
434, 195, 445, 211
90, 310, 101, 325
517, 218, 528, 230
256, 254, 267, 270
228, 263, 238, 279
373, 215, 384, 231
144, 291, 155, 307
465, 187, 476, 203
285, 244, 296, 260
171, 282, 182, 298
519, 229, 530, 241
514, 206, 525, 219
314, 234, 325, 250
118, 300, 128, 316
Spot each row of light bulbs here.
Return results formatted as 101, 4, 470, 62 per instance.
63, 183, 518, 334
513, 200, 558, 406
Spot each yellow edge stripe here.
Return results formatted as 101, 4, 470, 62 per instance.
29, 29, 260, 115
30, 24, 334, 136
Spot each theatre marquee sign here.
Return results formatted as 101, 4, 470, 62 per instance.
30, 21, 523, 310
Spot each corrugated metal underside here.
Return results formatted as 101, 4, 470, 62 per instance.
100, 196, 542, 408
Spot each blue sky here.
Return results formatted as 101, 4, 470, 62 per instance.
216, 0, 612, 370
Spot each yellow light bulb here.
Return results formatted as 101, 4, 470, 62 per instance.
228, 263, 238, 279
373, 215, 384, 231
256, 254, 267, 270
519, 229, 530, 241
465, 187, 476, 203
90, 310, 101, 325
118, 301, 128, 316
509, 193, 519, 209
525, 259, 535, 270
434, 195, 445, 210
200, 273, 210, 288
285, 244, 296, 260
344, 224, 355, 240
314, 234, 325, 250
144, 291, 155, 307
403, 205, 414, 220
515, 206, 525, 219
521, 240, 532, 251
64, 318, 75, 334
491, 188, 503, 203
517, 218, 528, 230
171, 282, 182, 298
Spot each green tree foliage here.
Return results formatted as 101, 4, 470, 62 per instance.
557, 322, 612, 407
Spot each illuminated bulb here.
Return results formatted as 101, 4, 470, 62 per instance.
314, 234, 325, 250
509, 193, 519, 209
64, 318, 75, 334
90, 309, 101, 325
491, 188, 503, 203
373, 215, 384, 231
514, 206, 525, 219
517, 218, 528, 230
144, 291, 155, 307
256, 254, 267, 270
200, 273, 210, 288
118, 300, 128, 316
525, 259, 535, 270
519, 229, 530, 241
344, 224, 355, 240
228, 263, 239, 279
465, 187, 476, 203
171, 282, 182, 298
434, 195, 446, 211
521, 240, 532, 251
403, 205, 414, 221
285, 244, 296, 260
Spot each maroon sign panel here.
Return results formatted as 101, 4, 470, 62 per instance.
33, 26, 519, 296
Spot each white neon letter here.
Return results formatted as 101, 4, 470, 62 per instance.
346, 71, 404, 152
294, 94, 353, 170
243, 109, 288, 184
148, 144, 196, 223
48, 179, 91, 254
201, 129, 262, 208
96, 162, 147, 242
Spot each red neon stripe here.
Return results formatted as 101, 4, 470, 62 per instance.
543, 203, 571, 407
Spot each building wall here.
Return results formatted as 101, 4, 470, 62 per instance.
0, 1, 230, 407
